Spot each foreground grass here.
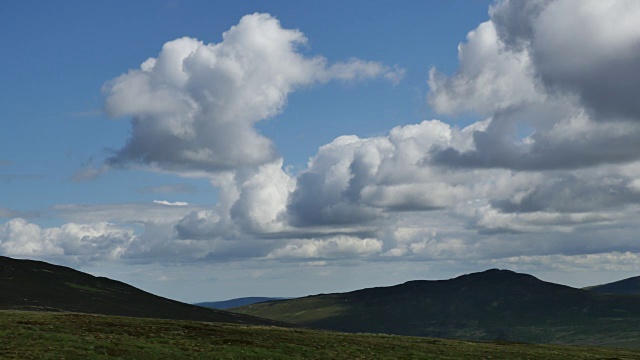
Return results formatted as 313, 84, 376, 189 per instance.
1, 311, 640, 359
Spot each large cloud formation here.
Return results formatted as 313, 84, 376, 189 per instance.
4, 3, 640, 278
103, 13, 403, 173
428, 0, 640, 170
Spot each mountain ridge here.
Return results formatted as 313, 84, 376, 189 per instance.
584, 274, 640, 295
233, 268, 640, 346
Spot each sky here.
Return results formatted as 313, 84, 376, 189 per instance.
3, 0, 640, 303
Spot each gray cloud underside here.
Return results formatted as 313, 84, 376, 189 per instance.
429, 0, 640, 171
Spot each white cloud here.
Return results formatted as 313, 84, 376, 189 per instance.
153, 200, 189, 206
0, 219, 61, 257
267, 235, 382, 259
103, 13, 403, 174
10, 3, 640, 283
522, 0, 640, 119
53, 202, 206, 225
230, 159, 295, 234
428, 20, 542, 115
489, 252, 640, 273
0, 218, 135, 263
288, 119, 492, 226
473, 205, 610, 234
428, 0, 640, 171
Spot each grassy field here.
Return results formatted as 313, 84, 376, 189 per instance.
2, 311, 640, 359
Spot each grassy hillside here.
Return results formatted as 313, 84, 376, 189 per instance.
233, 269, 640, 346
0, 256, 283, 326
2, 310, 640, 359
585, 275, 640, 295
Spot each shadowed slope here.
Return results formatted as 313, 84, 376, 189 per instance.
234, 269, 640, 346
585, 275, 640, 295
0, 256, 287, 327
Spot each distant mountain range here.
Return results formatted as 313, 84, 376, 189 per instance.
195, 297, 289, 310
233, 269, 640, 347
0, 256, 286, 327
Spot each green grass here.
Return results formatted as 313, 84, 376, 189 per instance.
2, 311, 640, 359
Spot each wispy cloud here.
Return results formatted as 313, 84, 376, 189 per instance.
0, 207, 40, 219
72, 165, 109, 182
153, 200, 189, 206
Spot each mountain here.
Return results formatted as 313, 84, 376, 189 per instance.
233, 269, 640, 346
0, 255, 286, 327
195, 297, 288, 310
584, 275, 640, 295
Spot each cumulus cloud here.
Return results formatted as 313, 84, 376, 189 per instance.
274, 0, 640, 272
492, 0, 640, 120
428, 20, 541, 115
0, 218, 135, 263
174, 159, 296, 239
428, 0, 640, 171
288, 119, 489, 227
492, 170, 640, 214
230, 160, 295, 234
8, 3, 640, 281
267, 235, 382, 259
103, 13, 402, 174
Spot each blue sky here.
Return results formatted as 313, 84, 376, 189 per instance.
2, 0, 490, 214
3, 0, 640, 302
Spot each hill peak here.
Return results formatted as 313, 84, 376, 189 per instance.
450, 268, 537, 282
469, 268, 529, 276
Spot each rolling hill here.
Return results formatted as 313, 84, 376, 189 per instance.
0, 255, 285, 327
233, 269, 640, 346
584, 275, 640, 295
3, 310, 640, 359
195, 297, 288, 310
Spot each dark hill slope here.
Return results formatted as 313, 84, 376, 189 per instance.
0, 256, 286, 326
585, 275, 640, 295
234, 269, 640, 345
